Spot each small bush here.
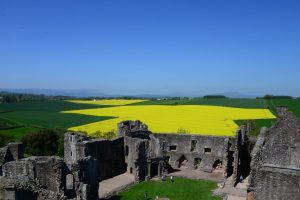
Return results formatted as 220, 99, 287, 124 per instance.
177, 128, 190, 134
0, 133, 14, 148
92, 129, 116, 140
56, 133, 65, 157
237, 120, 263, 136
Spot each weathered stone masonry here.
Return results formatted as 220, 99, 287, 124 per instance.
154, 134, 229, 173
0, 144, 67, 200
248, 107, 300, 200
119, 120, 236, 182
64, 133, 126, 181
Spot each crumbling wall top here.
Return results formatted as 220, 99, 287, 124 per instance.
249, 107, 300, 188
0, 176, 66, 200
118, 120, 150, 138
277, 106, 289, 118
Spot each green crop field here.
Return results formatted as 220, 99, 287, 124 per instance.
0, 117, 22, 129
271, 99, 300, 117
132, 98, 267, 108
0, 98, 299, 142
235, 99, 300, 136
0, 101, 115, 140
109, 177, 221, 200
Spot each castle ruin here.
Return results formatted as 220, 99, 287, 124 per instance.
0, 107, 299, 200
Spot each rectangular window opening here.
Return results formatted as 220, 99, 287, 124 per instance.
191, 140, 197, 152
204, 148, 212, 154
169, 145, 177, 152
162, 141, 167, 151
125, 146, 129, 156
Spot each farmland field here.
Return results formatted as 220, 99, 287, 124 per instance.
68, 99, 147, 106
271, 99, 300, 117
3, 98, 300, 140
132, 98, 267, 108
0, 101, 114, 140
64, 100, 275, 136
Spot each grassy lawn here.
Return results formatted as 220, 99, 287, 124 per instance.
109, 177, 221, 200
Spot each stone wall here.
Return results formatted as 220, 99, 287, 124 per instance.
2, 156, 65, 194
64, 132, 126, 181
261, 112, 300, 167
7, 143, 24, 161
65, 156, 100, 199
64, 132, 89, 165
230, 126, 253, 187
153, 133, 230, 172
248, 107, 300, 200
124, 136, 151, 181
0, 143, 24, 176
84, 137, 126, 180
120, 120, 237, 182
0, 176, 66, 200
253, 165, 300, 200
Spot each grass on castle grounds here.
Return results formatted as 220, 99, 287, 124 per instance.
109, 177, 221, 200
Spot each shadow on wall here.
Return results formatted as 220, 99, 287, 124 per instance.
150, 162, 159, 177
165, 156, 180, 173
108, 195, 152, 200
177, 155, 189, 170
212, 159, 223, 172
107, 196, 122, 200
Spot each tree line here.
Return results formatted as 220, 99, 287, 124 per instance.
0, 91, 76, 103
257, 95, 296, 100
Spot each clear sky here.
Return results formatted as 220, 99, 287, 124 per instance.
1, 0, 300, 96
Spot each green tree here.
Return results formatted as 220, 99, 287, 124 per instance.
21, 130, 60, 156
56, 133, 65, 157
203, 95, 227, 99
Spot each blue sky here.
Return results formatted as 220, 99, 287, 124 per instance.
1, 0, 300, 96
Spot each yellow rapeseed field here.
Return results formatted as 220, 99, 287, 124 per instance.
62, 104, 276, 137
67, 99, 147, 105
